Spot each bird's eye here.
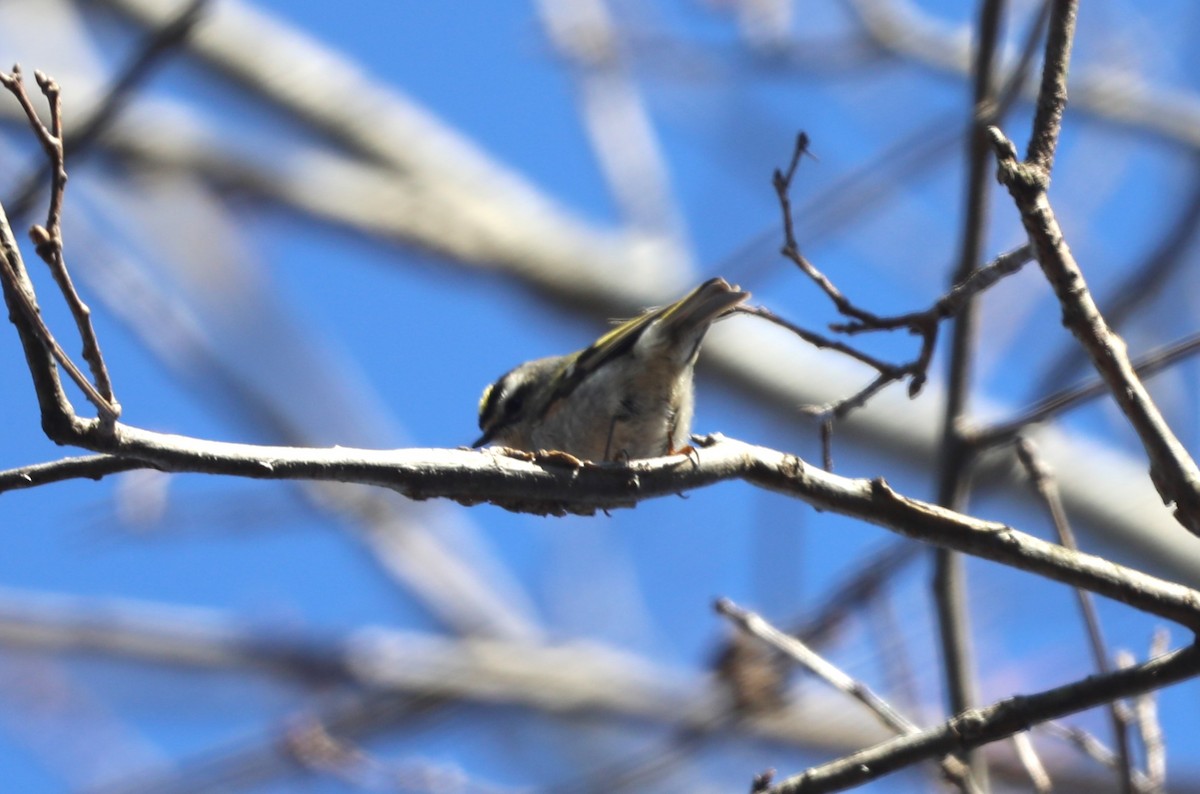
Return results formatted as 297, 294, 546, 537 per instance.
479, 372, 534, 433
501, 382, 531, 420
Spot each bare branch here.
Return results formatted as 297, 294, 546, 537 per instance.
8, 0, 209, 219
1135, 630, 1170, 791
929, 1, 1008, 781
1040, 722, 1154, 793
1010, 731, 1052, 793
0, 67, 120, 422
0, 188, 77, 433
974, 331, 1200, 449
990, 125, 1200, 537
1034, 163, 1200, 392
1026, 0, 1078, 173
735, 305, 902, 376
766, 646, 1200, 794
1016, 438, 1135, 792
763, 131, 1031, 420
6, 424, 1197, 630
835, 245, 1033, 337
0, 454, 147, 493
715, 598, 979, 793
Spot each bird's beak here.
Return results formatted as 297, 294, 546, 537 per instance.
472, 429, 494, 448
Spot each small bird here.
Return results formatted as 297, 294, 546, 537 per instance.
473, 277, 749, 462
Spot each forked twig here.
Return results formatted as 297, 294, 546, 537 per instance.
762, 133, 1034, 457
0, 66, 120, 422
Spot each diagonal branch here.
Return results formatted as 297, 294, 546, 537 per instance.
716, 598, 979, 793
973, 330, 1200, 449
986, 0, 1200, 536
0, 194, 78, 434
990, 126, 1200, 537
765, 644, 1200, 794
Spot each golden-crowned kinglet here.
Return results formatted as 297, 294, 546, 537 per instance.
473, 277, 748, 461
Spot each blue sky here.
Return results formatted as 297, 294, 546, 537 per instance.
1, 1, 1199, 792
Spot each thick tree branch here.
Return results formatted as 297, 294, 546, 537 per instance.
6, 426, 1198, 631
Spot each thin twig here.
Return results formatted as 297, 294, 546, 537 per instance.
773, 136, 878, 328
0, 454, 148, 493
1015, 438, 1135, 792
733, 304, 920, 429
1026, 0, 1077, 172
8, 0, 209, 219
715, 598, 979, 793
717, 599, 910, 733
706, 538, 921, 715
1134, 629, 1169, 792
831, 245, 1032, 336
0, 188, 77, 432
735, 305, 901, 375
1010, 731, 1051, 793
731, 0, 1048, 287
973, 330, 1200, 449
0, 67, 119, 421
1039, 722, 1153, 793
762, 134, 1033, 434
811, 372, 895, 421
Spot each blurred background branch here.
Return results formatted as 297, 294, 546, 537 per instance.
1, 0, 1200, 791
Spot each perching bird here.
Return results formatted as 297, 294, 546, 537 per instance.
473, 277, 748, 462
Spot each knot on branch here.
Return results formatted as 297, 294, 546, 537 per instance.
987, 125, 1049, 193
950, 706, 995, 744
28, 224, 56, 261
